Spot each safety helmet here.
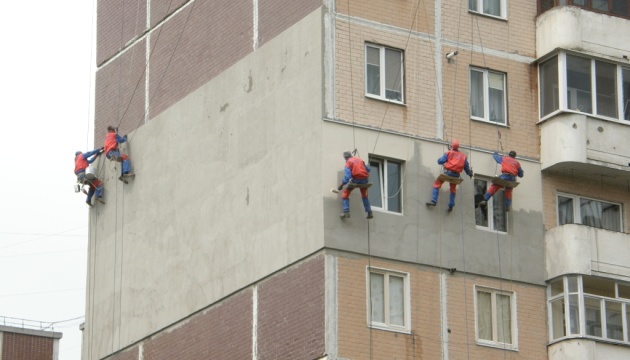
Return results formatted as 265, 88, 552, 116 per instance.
450, 139, 459, 150
509, 150, 517, 158
75, 151, 82, 156
107, 125, 116, 132
343, 151, 352, 159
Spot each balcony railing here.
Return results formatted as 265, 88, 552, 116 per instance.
539, 1, 630, 20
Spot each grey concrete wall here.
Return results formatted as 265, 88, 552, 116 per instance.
322, 123, 545, 285
84, 10, 325, 358
549, 338, 630, 360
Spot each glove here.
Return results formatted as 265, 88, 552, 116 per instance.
338, 184, 344, 191
469, 169, 474, 179
99, 147, 104, 153
124, 135, 128, 140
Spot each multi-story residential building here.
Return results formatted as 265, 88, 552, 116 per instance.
0, 320, 62, 360
82, 0, 630, 359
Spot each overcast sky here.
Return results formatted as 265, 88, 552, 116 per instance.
0, 1, 95, 358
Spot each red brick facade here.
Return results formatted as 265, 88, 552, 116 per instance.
1, 332, 55, 360
97, 0, 147, 66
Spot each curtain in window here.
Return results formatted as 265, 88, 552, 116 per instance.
600, 203, 620, 231
557, 196, 574, 225
584, 297, 602, 337
494, 190, 507, 232
593, 0, 609, 11
580, 199, 603, 228
540, 56, 559, 117
366, 47, 381, 97
477, 291, 492, 340
496, 294, 512, 343
622, 68, 630, 121
370, 273, 385, 323
385, 49, 402, 101
387, 161, 401, 212
469, 0, 477, 11
368, 161, 383, 208
483, 0, 501, 16
488, 72, 505, 123
595, 61, 617, 118
569, 294, 580, 335
470, 70, 485, 118
389, 276, 404, 326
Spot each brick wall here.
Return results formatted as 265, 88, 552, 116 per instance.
337, 255, 547, 359
147, 0, 252, 120
257, 254, 325, 360
150, 0, 189, 28
334, 0, 540, 158
97, 0, 147, 65
141, 289, 253, 359
542, 172, 630, 231
1, 332, 55, 360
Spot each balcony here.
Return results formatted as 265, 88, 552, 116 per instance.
546, 224, 630, 280
536, 5, 630, 59
540, 112, 630, 184
549, 338, 630, 360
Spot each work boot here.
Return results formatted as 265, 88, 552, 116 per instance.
123, 173, 135, 178
505, 205, 511, 212
366, 212, 374, 219
97, 198, 106, 204
340, 212, 350, 219
118, 175, 128, 184
447, 206, 453, 212
86, 200, 93, 207
479, 201, 487, 207
426, 201, 436, 207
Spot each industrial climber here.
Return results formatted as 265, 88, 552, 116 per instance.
74, 148, 104, 206
426, 139, 473, 212
104, 126, 135, 183
338, 151, 374, 220
479, 151, 523, 212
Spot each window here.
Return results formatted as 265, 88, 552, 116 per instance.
474, 178, 507, 232
469, 0, 507, 18
470, 68, 507, 125
365, 44, 404, 103
538, 1, 630, 19
548, 275, 630, 344
368, 157, 403, 213
539, 52, 630, 121
367, 267, 410, 332
557, 193, 622, 232
475, 286, 517, 349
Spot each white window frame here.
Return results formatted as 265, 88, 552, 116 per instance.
539, 52, 630, 122
557, 192, 623, 232
474, 286, 518, 350
548, 275, 630, 344
368, 156, 404, 214
364, 44, 404, 104
468, 0, 508, 19
474, 178, 508, 233
366, 267, 411, 333
470, 67, 508, 125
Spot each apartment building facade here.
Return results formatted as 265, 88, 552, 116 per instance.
83, 0, 630, 359
0, 324, 62, 360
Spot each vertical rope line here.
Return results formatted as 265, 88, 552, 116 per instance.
346, 0, 356, 151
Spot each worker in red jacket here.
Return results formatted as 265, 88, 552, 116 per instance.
338, 151, 373, 219
74, 148, 104, 206
104, 126, 134, 182
480, 151, 523, 211
426, 139, 473, 211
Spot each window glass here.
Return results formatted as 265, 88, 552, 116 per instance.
567, 275, 579, 293
593, 0, 609, 11
596, 61, 617, 118
551, 298, 566, 339
368, 160, 383, 208
567, 55, 592, 113
385, 48, 402, 101
484, 0, 501, 16
389, 275, 405, 326
569, 294, 580, 335
470, 70, 485, 118
583, 276, 616, 297
370, 273, 385, 323
623, 68, 630, 121
469, 0, 478, 11
488, 72, 506, 123
477, 291, 492, 340
496, 293, 512, 343
474, 179, 488, 227
550, 278, 564, 297
605, 301, 623, 340
579, 198, 621, 231
584, 297, 602, 337
366, 47, 381, 97
626, 305, 630, 340
540, 56, 559, 117
558, 196, 574, 225
493, 189, 507, 232
618, 283, 630, 299
386, 161, 402, 212
573, 0, 587, 5
612, 0, 629, 16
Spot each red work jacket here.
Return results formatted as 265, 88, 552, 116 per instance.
444, 150, 467, 173
346, 157, 369, 179
501, 156, 520, 175
74, 154, 88, 174
104, 132, 118, 154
